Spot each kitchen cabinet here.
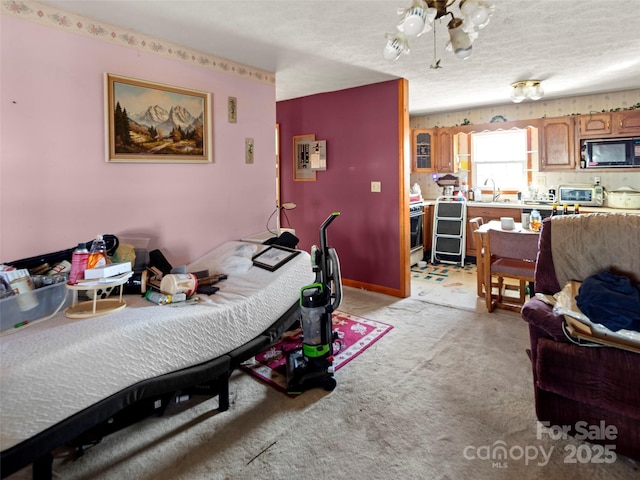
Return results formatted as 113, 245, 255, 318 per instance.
539, 116, 576, 171
578, 113, 613, 137
578, 110, 640, 137
616, 110, 640, 135
466, 206, 521, 258
435, 128, 455, 173
411, 128, 456, 173
412, 129, 434, 172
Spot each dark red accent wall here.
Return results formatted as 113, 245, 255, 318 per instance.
277, 80, 402, 291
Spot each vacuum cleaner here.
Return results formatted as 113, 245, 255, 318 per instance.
286, 212, 342, 394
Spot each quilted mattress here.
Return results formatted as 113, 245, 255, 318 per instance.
0, 242, 313, 450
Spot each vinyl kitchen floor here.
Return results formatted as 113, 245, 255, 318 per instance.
410, 261, 525, 315
410, 262, 482, 312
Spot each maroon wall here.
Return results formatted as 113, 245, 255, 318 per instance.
277, 80, 403, 292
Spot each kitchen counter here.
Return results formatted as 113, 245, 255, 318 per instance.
421, 199, 640, 215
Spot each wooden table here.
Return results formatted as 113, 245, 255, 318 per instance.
473, 220, 540, 299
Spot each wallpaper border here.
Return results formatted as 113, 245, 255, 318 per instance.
2, 1, 275, 87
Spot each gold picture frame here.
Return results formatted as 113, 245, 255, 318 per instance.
293, 134, 316, 181
105, 73, 212, 163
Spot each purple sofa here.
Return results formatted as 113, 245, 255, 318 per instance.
521, 213, 640, 461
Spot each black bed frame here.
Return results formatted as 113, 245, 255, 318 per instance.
1, 301, 300, 479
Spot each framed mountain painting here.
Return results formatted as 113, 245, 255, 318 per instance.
105, 74, 212, 163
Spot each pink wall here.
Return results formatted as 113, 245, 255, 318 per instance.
1, 15, 276, 265
277, 81, 403, 292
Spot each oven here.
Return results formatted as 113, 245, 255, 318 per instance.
410, 202, 424, 265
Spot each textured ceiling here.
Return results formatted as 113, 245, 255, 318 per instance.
42, 0, 640, 115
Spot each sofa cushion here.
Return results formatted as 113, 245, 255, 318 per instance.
536, 337, 640, 422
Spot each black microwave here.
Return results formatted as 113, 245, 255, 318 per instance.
580, 136, 640, 168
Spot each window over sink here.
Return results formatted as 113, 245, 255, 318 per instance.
470, 128, 535, 193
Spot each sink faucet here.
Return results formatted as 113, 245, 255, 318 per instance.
484, 178, 500, 202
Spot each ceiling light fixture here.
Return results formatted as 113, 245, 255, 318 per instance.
510, 80, 544, 103
383, 0, 494, 63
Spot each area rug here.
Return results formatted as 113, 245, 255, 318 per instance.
240, 310, 393, 394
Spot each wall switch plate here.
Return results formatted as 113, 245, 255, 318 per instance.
371, 181, 381, 192
535, 176, 546, 187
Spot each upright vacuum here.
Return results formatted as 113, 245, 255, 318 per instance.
286, 212, 342, 394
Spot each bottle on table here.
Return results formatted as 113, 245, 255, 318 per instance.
574, 204, 580, 214
87, 235, 109, 269
68, 243, 89, 284
530, 209, 542, 232
551, 203, 558, 216
563, 204, 569, 215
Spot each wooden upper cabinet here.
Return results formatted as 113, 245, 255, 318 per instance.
539, 116, 576, 171
435, 128, 455, 173
411, 128, 456, 173
412, 129, 434, 172
579, 113, 612, 137
616, 110, 640, 135
579, 110, 640, 137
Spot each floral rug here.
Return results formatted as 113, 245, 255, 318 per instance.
240, 311, 393, 395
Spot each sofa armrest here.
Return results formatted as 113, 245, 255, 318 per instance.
521, 297, 568, 343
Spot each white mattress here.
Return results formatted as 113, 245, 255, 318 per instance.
0, 242, 313, 450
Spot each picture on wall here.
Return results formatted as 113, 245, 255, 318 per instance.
105, 73, 212, 163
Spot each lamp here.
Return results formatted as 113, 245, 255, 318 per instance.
384, 0, 494, 64
271, 201, 297, 236
510, 80, 544, 103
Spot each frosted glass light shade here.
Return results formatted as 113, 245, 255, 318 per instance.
511, 80, 544, 102
448, 18, 472, 59
528, 83, 544, 100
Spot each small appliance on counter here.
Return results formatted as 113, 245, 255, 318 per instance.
435, 174, 459, 197
557, 184, 604, 207
410, 183, 423, 203
605, 187, 640, 209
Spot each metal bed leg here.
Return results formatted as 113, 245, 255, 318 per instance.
218, 373, 230, 412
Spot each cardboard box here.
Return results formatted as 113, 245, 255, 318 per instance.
84, 262, 132, 280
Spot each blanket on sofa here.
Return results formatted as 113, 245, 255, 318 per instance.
550, 213, 640, 288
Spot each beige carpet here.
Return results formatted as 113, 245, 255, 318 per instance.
10, 286, 639, 479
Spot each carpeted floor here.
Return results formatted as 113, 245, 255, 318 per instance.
14, 285, 638, 480
240, 310, 393, 394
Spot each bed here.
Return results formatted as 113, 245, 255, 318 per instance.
0, 241, 314, 479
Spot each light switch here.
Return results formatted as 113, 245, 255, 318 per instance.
371, 181, 381, 192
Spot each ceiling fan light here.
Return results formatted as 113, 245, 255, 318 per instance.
383, 38, 404, 60
402, 7, 427, 37
469, 5, 489, 26
448, 18, 473, 59
460, 0, 479, 17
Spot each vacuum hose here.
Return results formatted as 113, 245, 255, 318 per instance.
327, 247, 342, 312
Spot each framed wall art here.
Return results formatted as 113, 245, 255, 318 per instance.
105, 73, 212, 163
293, 134, 316, 181
252, 246, 300, 271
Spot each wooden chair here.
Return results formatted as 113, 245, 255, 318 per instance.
468, 217, 485, 297
484, 229, 539, 312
